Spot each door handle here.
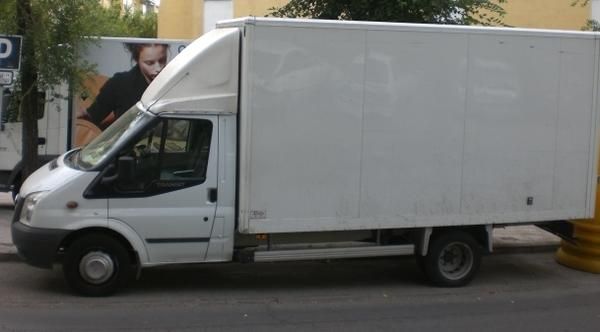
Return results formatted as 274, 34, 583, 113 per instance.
208, 188, 217, 203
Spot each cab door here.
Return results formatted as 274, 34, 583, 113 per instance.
107, 116, 218, 263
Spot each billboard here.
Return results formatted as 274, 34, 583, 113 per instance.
74, 38, 189, 146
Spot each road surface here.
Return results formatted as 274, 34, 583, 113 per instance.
0, 252, 598, 331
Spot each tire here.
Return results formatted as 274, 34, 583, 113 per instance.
420, 231, 482, 287
63, 233, 133, 296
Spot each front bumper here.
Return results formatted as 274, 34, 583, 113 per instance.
11, 201, 70, 269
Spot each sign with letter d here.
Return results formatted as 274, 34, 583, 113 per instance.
0, 36, 22, 70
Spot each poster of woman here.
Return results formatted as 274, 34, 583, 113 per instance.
74, 38, 188, 146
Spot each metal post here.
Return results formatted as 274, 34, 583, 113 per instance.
0, 87, 5, 131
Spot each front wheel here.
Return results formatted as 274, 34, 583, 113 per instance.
418, 231, 482, 287
63, 234, 133, 296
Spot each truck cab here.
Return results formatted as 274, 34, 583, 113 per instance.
12, 28, 240, 296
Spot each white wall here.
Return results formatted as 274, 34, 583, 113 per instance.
593, 0, 600, 21
204, 0, 233, 33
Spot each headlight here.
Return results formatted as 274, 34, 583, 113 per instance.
19, 191, 48, 226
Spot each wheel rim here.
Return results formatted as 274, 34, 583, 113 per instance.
79, 251, 115, 285
437, 242, 473, 281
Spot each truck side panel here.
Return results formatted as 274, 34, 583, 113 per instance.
238, 25, 366, 233
237, 23, 599, 234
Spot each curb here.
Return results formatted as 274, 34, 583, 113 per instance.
0, 252, 21, 262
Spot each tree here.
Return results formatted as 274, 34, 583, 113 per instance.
270, 0, 506, 26
90, 4, 158, 38
0, 0, 157, 182
573, 0, 600, 31
0, 0, 102, 179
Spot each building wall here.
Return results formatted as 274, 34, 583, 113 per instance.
158, 0, 204, 39
157, 0, 594, 39
592, 0, 600, 21
158, 0, 287, 38
502, 0, 589, 30
233, 0, 288, 17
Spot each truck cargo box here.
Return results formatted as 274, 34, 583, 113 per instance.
220, 18, 600, 234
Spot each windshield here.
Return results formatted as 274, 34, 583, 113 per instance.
76, 105, 154, 170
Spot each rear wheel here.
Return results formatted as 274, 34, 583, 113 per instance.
63, 233, 133, 296
418, 231, 482, 287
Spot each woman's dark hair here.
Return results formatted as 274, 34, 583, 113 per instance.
123, 43, 169, 63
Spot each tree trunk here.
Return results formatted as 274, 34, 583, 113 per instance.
17, 0, 40, 179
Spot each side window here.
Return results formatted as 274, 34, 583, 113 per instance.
160, 119, 212, 182
113, 118, 213, 195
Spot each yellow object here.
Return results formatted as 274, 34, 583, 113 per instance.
556, 143, 600, 273
556, 221, 600, 273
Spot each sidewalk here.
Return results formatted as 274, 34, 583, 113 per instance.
0, 193, 18, 259
0, 193, 561, 261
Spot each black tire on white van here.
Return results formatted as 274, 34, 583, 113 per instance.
63, 233, 133, 296
418, 230, 482, 287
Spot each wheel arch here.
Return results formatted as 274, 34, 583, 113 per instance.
59, 227, 141, 267
417, 225, 492, 256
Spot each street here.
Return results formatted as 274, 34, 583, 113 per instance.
1, 196, 598, 331
1, 248, 599, 331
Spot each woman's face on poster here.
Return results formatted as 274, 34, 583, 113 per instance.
138, 45, 168, 83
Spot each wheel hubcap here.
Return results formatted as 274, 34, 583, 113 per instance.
438, 242, 473, 281
79, 251, 115, 285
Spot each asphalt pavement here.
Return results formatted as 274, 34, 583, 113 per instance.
0, 192, 562, 262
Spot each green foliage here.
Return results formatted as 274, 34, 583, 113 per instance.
0, 0, 157, 105
583, 19, 600, 31
270, 0, 506, 26
0, 0, 157, 175
89, 5, 158, 38
0, 2, 17, 37
571, 0, 599, 31
572, 0, 589, 6
1, 0, 102, 119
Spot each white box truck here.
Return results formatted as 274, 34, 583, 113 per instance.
0, 37, 188, 200
11, 18, 600, 296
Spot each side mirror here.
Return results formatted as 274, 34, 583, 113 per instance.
100, 156, 135, 185
100, 164, 117, 185
118, 156, 136, 182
